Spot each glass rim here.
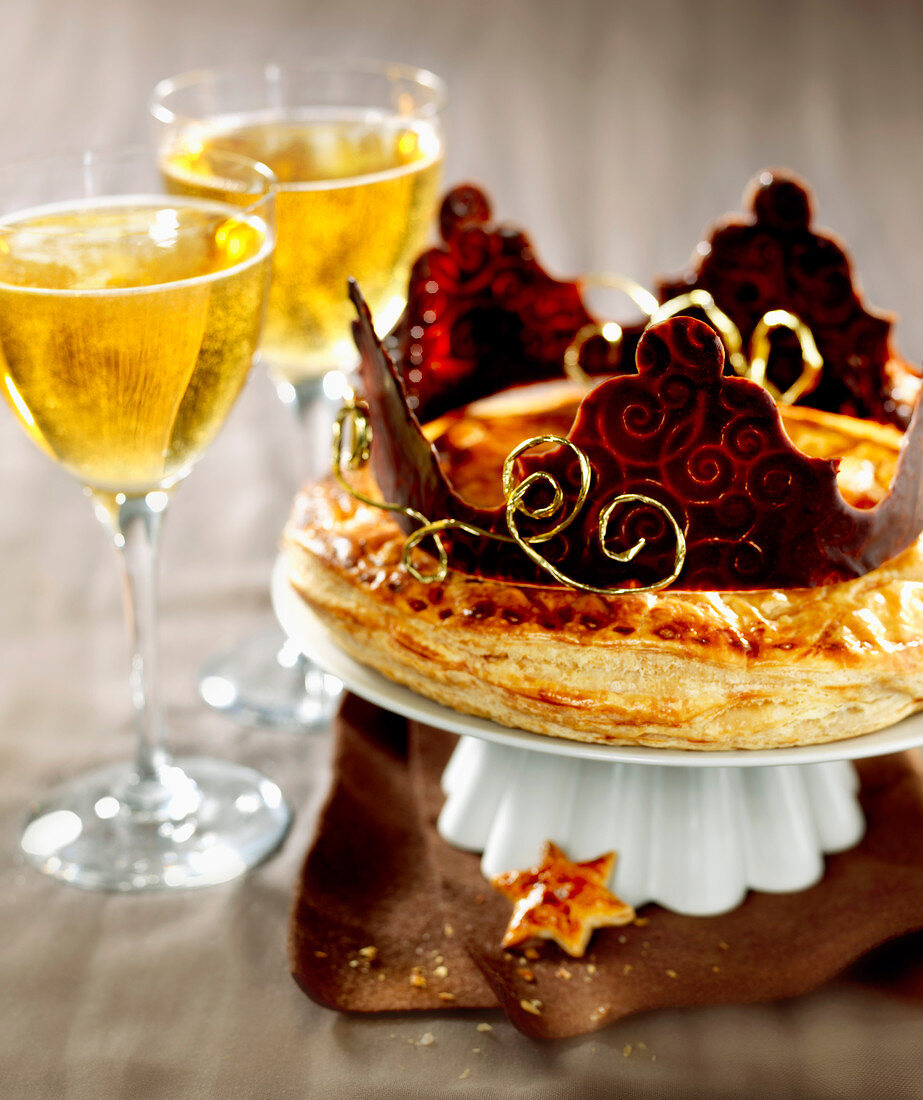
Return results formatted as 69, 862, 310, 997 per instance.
149, 57, 448, 128
0, 143, 276, 239
0, 231, 274, 298
0, 143, 275, 296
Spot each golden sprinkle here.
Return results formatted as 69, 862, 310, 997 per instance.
586, 964, 597, 975
623, 1044, 633, 1058
417, 1032, 435, 1047
476, 1023, 493, 1033
433, 965, 449, 979
623, 964, 633, 976
633, 917, 650, 927
520, 999, 543, 1016
358, 945, 378, 960
409, 973, 427, 989
718, 940, 730, 951
517, 967, 536, 983
438, 991, 456, 1002
313, 950, 328, 959
459, 1069, 471, 1081
666, 969, 679, 979
556, 966, 573, 981
524, 947, 541, 961
444, 924, 454, 937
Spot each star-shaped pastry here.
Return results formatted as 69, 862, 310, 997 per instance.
490, 841, 636, 958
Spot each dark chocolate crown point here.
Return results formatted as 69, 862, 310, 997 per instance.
658, 167, 918, 427
748, 169, 813, 232
636, 313, 724, 382
439, 184, 493, 241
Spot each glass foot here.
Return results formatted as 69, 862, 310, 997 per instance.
199, 627, 342, 731
21, 756, 291, 892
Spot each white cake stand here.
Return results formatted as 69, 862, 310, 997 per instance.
271, 557, 923, 916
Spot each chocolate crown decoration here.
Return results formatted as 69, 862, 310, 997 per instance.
391, 183, 596, 422
658, 170, 919, 429
334, 176, 923, 594
393, 173, 919, 428
343, 280, 923, 593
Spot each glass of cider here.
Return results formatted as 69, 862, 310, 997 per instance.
150, 60, 446, 731
0, 146, 291, 891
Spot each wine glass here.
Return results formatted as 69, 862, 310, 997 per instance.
1, 146, 291, 890
150, 60, 446, 730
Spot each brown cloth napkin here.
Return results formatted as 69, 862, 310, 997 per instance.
290, 695, 923, 1039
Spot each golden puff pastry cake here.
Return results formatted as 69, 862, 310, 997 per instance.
283, 174, 923, 750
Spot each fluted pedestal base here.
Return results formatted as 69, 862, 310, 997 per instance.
439, 737, 864, 916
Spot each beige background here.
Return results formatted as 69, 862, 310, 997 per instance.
2, 0, 923, 1096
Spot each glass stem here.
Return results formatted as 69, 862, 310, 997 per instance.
95, 491, 170, 787
272, 374, 342, 683
288, 374, 338, 485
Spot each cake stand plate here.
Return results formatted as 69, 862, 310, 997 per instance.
272, 558, 923, 915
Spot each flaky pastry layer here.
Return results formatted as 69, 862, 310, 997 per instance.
283, 396, 923, 750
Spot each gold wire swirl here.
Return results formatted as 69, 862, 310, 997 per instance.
650, 290, 750, 376
580, 273, 660, 318
563, 274, 659, 388
598, 493, 686, 587
563, 323, 621, 388
332, 401, 452, 582
332, 406, 686, 594
649, 291, 824, 404
748, 309, 824, 404
501, 435, 591, 542
333, 398, 371, 471
560, 276, 824, 406
501, 440, 686, 595
402, 516, 509, 584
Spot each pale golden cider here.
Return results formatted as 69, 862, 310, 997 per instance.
162, 111, 443, 383
0, 198, 271, 494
